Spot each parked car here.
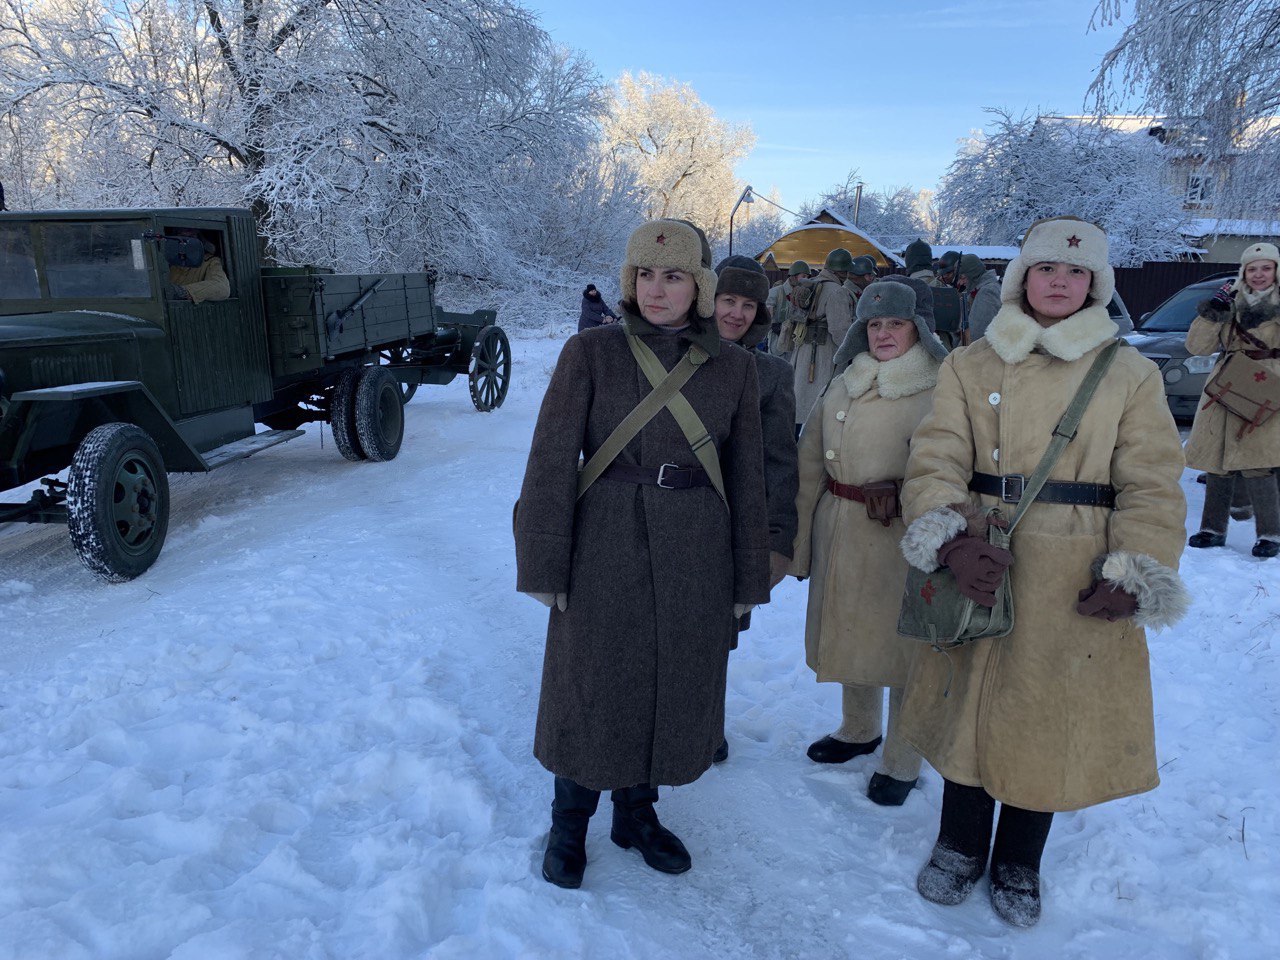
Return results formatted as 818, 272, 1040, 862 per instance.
1123, 273, 1235, 421
1108, 290, 1133, 334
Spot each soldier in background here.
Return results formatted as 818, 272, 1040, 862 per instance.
767, 260, 810, 357
957, 253, 1002, 340
904, 239, 936, 283
848, 256, 878, 306
935, 250, 961, 287
776, 249, 855, 434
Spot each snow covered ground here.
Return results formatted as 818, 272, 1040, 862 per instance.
1, 329, 1277, 960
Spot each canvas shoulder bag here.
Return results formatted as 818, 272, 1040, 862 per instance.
897, 340, 1121, 650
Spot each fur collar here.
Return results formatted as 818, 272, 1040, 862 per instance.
840, 343, 939, 400
1237, 285, 1280, 329
984, 302, 1117, 364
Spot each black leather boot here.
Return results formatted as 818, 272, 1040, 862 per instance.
989, 804, 1053, 927
807, 734, 882, 764
917, 780, 995, 906
867, 771, 918, 806
610, 786, 691, 874
1190, 474, 1233, 548
712, 739, 729, 763
542, 777, 600, 889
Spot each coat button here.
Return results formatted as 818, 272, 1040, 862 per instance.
825, 450, 836, 460
836, 410, 846, 422
992, 448, 1000, 462
988, 392, 1001, 406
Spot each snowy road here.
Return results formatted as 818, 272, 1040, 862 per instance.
1, 332, 1277, 959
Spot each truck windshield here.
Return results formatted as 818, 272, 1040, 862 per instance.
0, 220, 153, 299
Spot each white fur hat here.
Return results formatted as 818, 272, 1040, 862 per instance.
620, 219, 718, 319
1235, 242, 1280, 292
1000, 216, 1115, 307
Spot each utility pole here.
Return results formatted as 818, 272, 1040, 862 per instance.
728, 185, 754, 256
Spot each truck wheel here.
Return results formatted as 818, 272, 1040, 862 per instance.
67, 423, 170, 582
469, 325, 511, 412
353, 366, 405, 462
330, 366, 366, 461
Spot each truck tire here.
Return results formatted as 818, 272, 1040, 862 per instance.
330, 366, 366, 461
67, 423, 170, 582
353, 366, 405, 462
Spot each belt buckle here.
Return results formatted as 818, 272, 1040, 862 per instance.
656, 462, 680, 489
1001, 473, 1026, 503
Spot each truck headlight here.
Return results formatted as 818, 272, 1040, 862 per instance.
1183, 354, 1219, 375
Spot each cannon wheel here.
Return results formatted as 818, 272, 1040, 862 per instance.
469, 325, 511, 412
379, 345, 418, 404
66, 423, 170, 582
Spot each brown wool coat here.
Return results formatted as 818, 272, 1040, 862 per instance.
792, 346, 939, 686
898, 302, 1188, 812
1183, 292, 1280, 473
776, 269, 855, 426
515, 315, 771, 791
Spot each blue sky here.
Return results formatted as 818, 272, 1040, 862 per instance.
524, 0, 1134, 214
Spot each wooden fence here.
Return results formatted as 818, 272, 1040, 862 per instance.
1113, 261, 1237, 319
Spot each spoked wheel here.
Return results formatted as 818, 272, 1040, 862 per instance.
66, 423, 170, 582
379, 344, 418, 404
469, 325, 511, 412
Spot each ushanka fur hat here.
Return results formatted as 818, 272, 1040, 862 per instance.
1001, 215, 1115, 307
621, 219, 718, 319
714, 255, 772, 349
835, 278, 949, 367
1235, 242, 1280, 292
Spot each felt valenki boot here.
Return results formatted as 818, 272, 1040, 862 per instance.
988, 804, 1054, 927
917, 780, 995, 906
541, 776, 600, 889
610, 786, 691, 874
1189, 474, 1233, 548
1245, 472, 1280, 557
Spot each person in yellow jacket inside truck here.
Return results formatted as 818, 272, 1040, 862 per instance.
165, 228, 230, 303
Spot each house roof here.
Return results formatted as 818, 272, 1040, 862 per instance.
1179, 218, 1280, 239
754, 209, 906, 269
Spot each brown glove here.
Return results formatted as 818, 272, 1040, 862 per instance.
1075, 580, 1138, 621
768, 551, 790, 590
937, 534, 1014, 608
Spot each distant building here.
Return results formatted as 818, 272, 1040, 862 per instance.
754, 208, 904, 274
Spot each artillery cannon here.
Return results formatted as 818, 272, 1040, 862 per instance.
0, 207, 511, 580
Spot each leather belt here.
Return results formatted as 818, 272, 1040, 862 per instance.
1243, 348, 1280, 361
826, 475, 866, 502
601, 462, 711, 490
970, 471, 1116, 508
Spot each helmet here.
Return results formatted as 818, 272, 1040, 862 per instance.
788, 260, 811, 277
850, 255, 877, 276
824, 248, 855, 273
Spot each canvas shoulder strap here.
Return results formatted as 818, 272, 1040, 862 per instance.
1007, 340, 1122, 533
626, 332, 728, 505
575, 337, 707, 500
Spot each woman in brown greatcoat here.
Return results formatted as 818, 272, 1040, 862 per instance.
514, 219, 770, 889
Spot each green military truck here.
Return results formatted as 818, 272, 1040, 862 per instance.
0, 207, 511, 581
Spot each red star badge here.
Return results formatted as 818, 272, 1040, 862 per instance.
1255, 371, 1268, 383
873, 294, 882, 302
655, 233, 666, 245
921, 579, 936, 606
1067, 235, 1082, 248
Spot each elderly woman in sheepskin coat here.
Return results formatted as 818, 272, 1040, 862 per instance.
790, 276, 947, 807
896, 216, 1189, 928
515, 219, 770, 890
1184, 241, 1280, 558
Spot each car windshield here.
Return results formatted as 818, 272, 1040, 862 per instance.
1140, 286, 1209, 333
0, 220, 153, 300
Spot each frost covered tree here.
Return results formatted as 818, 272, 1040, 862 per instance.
797, 170, 935, 248
1090, 1, 1280, 155
0, 0, 642, 320
935, 110, 1188, 265
601, 71, 755, 246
